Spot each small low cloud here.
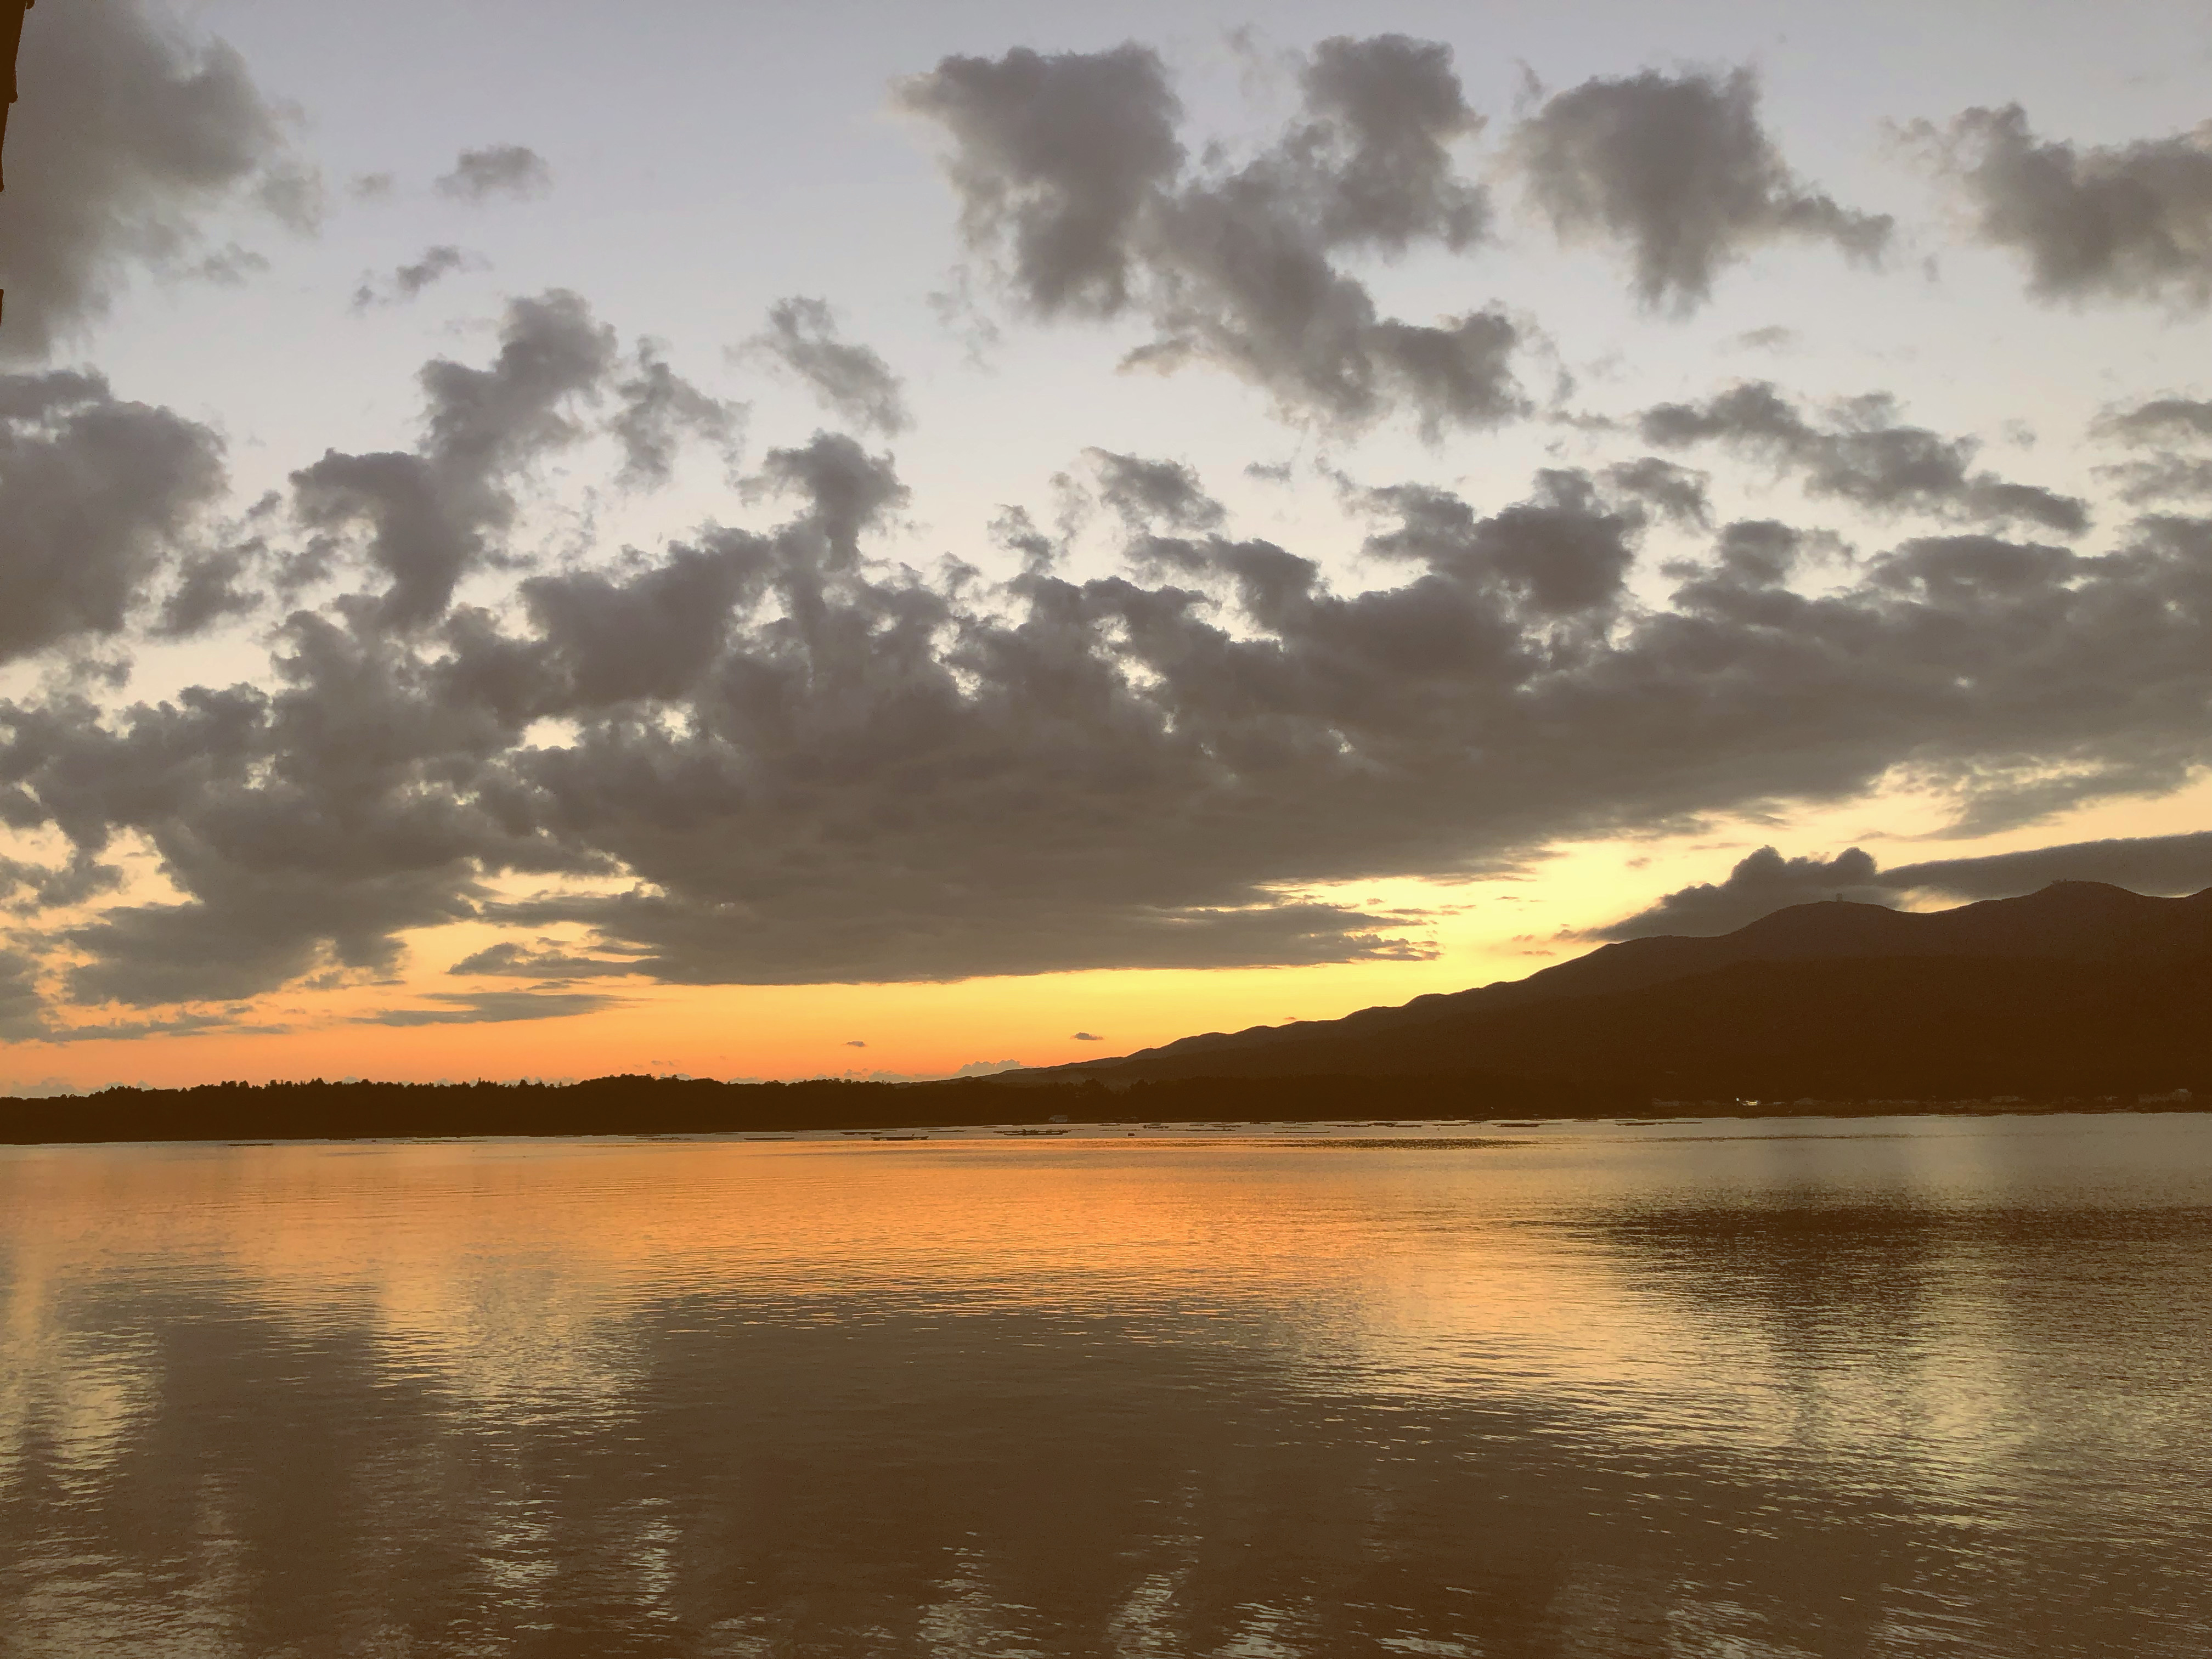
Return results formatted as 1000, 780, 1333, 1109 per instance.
435, 144, 552, 205
360, 990, 620, 1026
743, 297, 910, 435
349, 244, 481, 312
1587, 830, 2212, 939
844, 1039, 868, 1048
1071, 1031, 1103, 1041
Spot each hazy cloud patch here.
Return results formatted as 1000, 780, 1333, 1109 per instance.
435, 144, 552, 205
349, 244, 479, 312
360, 990, 620, 1026
744, 297, 911, 435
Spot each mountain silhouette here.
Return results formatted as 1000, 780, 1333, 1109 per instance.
1022, 883, 2212, 1100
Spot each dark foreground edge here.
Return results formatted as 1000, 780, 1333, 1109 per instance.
1, 1073, 2200, 1147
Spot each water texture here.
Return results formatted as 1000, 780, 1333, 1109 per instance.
2, 1114, 2208, 1657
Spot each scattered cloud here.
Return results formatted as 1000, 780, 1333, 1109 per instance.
0, 0, 318, 362
359, 991, 622, 1027
899, 36, 1526, 435
1512, 67, 1891, 313
744, 297, 910, 435
1587, 831, 2212, 938
1641, 381, 2089, 531
349, 244, 481, 312
1072, 1031, 1103, 1041
434, 143, 552, 205
1916, 105, 2212, 308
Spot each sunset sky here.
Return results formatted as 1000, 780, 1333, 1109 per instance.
2, 0, 2209, 1092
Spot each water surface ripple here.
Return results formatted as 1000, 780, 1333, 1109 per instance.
2, 1114, 2207, 1656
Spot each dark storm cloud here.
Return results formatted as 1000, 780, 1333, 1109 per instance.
0, 370, 229, 662
434, 144, 552, 205
899, 37, 1526, 433
0, 0, 315, 362
1512, 67, 1891, 312
358, 990, 620, 1026
1921, 105, 2212, 308
746, 297, 910, 436
1640, 381, 2089, 532
291, 290, 620, 629
348, 244, 477, 313
1590, 831, 2212, 939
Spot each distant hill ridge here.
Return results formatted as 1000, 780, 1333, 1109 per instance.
1023, 882, 2212, 1095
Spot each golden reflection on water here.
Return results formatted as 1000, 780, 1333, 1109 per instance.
3, 1116, 2210, 1657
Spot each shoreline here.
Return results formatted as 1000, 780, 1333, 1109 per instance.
3, 1096, 2203, 1150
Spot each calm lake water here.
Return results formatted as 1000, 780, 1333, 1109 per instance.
3, 1114, 2208, 1657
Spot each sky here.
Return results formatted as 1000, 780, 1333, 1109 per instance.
1, 0, 2209, 1092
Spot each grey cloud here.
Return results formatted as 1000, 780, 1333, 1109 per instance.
2, 328, 2207, 1022
21, 1006, 248, 1045
2098, 456, 2212, 505
610, 342, 743, 489
1590, 831, 2212, 939
1641, 381, 2089, 532
746, 297, 910, 435
1072, 1031, 1103, 1041
1, 849, 123, 913
349, 244, 478, 312
1087, 449, 1225, 534
435, 144, 552, 205
1513, 67, 1891, 312
2095, 397, 2212, 443
1924, 105, 2212, 308
1601, 457, 1711, 529
349, 172, 397, 202
2091, 396, 2212, 504
152, 543, 263, 638
901, 37, 1525, 434
1, 370, 229, 662
0, 0, 312, 362
448, 941, 645, 979
292, 289, 619, 629
0, 947, 40, 1040
1588, 845, 1884, 939
895, 43, 1184, 319
360, 990, 619, 1027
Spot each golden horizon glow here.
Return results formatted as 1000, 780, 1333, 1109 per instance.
5, 776, 2204, 1093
